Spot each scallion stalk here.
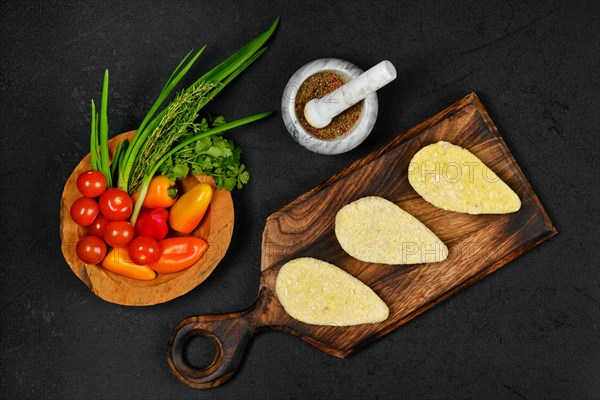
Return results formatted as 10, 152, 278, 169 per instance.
89, 100, 98, 170
118, 18, 279, 194
118, 47, 207, 189
99, 70, 112, 187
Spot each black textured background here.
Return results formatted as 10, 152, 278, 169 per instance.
1, 1, 599, 399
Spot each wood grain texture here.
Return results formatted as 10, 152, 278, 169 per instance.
60, 131, 234, 306
167, 93, 556, 388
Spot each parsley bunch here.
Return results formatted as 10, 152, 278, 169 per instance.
159, 117, 250, 191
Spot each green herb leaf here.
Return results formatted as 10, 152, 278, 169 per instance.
212, 116, 226, 126
224, 176, 236, 191
194, 137, 212, 153
158, 116, 250, 191
238, 165, 249, 186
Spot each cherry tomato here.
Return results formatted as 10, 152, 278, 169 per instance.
86, 214, 110, 237
76, 170, 107, 198
99, 188, 133, 221
70, 197, 99, 226
76, 235, 107, 264
128, 236, 160, 265
104, 221, 134, 247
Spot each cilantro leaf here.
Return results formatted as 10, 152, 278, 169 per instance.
194, 137, 212, 153
158, 115, 250, 191
169, 163, 189, 181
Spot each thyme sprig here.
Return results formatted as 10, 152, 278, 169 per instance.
127, 81, 218, 192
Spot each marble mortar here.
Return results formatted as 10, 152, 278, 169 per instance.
281, 58, 379, 155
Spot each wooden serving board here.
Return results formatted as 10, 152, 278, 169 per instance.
166, 93, 556, 388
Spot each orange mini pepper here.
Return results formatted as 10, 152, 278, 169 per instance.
149, 237, 208, 274
132, 175, 178, 208
101, 247, 156, 281
168, 183, 212, 234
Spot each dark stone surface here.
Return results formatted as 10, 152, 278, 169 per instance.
1, 1, 598, 399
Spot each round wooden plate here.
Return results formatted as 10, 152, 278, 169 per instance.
60, 131, 234, 306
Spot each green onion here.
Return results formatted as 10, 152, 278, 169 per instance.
110, 138, 128, 182
89, 100, 98, 170
88, 70, 113, 187
99, 70, 112, 187
118, 47, 207, 189
118, 18, 279, 194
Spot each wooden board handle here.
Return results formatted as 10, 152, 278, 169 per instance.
166, 289, 270, 388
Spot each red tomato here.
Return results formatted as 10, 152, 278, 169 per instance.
86, 214, 110, 237
76, 170, 107, 198
128, 236, 160, 265
104, 221, 134, 247
99, 188, 133, 221
76, 235, 107, 264
70, 197, 99, 226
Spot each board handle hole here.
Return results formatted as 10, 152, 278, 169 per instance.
183, 332, 219, 371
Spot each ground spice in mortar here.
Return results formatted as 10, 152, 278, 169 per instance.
294, 71, 362, 140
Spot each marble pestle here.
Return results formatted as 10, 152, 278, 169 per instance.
304, 61, 397, 129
